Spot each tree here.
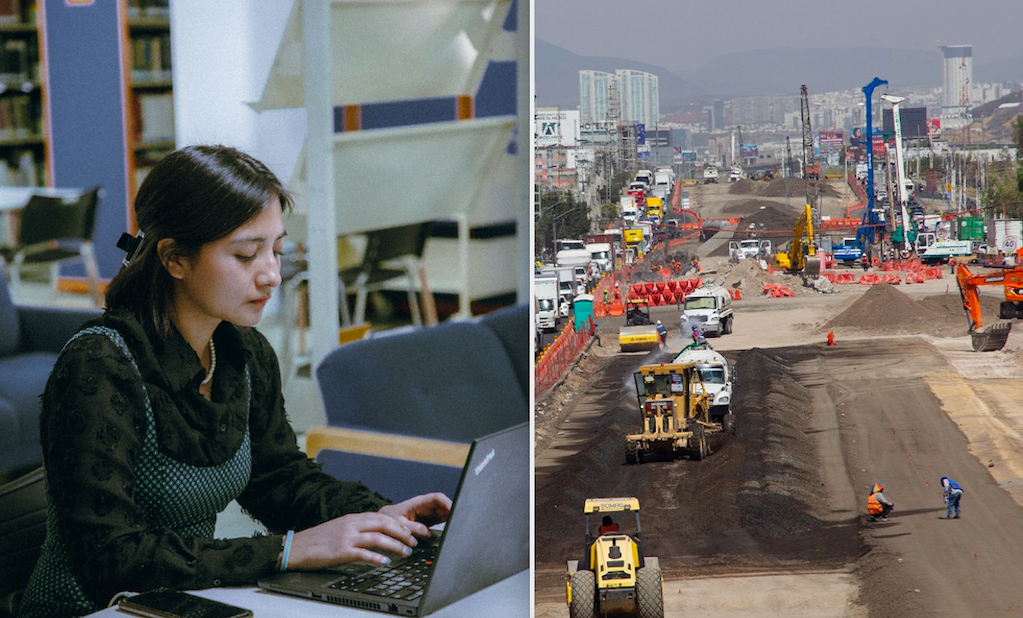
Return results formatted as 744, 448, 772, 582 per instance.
535, 190, 590, 263
983, 158, 1023, 219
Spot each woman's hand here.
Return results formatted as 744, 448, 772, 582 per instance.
286, 511, 419, 571
284, 493, 451, 571
378, 492, 452, 538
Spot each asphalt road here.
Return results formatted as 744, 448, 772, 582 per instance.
534, 271, 1023, 616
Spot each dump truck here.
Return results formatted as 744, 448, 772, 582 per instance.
625, 362, 718, 463
619, 299, 660, 352
566, 497, 663, 618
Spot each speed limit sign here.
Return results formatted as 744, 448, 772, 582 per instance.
936, 226, 950, 240
1002, 236, 1019, 253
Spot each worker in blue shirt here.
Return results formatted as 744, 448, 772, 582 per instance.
941, 476, 964, 519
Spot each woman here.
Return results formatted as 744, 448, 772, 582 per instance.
19, 145, 450, 617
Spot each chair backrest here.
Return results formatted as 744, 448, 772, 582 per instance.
316, 319, 526, 444
0, 466, 46, 615
476, 304, 529, 398
362, 221, 432, 268
17, 187, 100, 248
0, 273, 20, 357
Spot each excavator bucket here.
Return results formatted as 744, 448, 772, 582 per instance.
971, 321, 1012, 352
803, 257, 821, 277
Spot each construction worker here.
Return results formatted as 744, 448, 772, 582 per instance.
691, 324, 708, 347
940, 476, 964, 519
867, 482, 894, 522
656, 320, 668, 347
599, 515, 619, 535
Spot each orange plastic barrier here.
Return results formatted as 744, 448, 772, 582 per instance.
535, 317, 596, 397
835, 273, 856, 284
859, 273, 880, 285
880, 274, 901, 285
763, 283, 794, 297
728, 289, 742, 300
820, 272, 836, 283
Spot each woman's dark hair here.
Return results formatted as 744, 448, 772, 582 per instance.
105, 145, 292, 338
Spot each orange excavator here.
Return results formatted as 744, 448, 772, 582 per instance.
955, 261, 1023, 351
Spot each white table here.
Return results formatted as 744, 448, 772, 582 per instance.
86, 569, 529, 617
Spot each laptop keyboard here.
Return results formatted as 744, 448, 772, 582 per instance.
327, 545, 438, 601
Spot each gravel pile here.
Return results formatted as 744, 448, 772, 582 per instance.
715, 259, 817, 297
823, 284, 999, 337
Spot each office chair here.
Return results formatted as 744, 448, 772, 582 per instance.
0, 466, 46, 616
338, 221, 435, 327
0, 187, 102, 306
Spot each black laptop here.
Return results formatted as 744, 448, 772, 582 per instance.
257, 422, 528, 616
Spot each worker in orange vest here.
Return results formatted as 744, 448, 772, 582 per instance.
867, 482, 894, 522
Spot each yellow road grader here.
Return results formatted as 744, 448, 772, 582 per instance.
566, 497, 663, 618
625, 361, 721, 463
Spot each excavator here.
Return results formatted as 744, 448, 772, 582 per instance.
955, 261, 1023, 351
772, 203, 821, 276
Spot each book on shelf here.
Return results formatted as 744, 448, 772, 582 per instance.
0, 38, 31, 83
128, 0, 169, 20
0, 148, 39, 186
0, 93, 36, 140
0, 0, 21, 26
131, 33, 172, 83
133, 92, 174, 143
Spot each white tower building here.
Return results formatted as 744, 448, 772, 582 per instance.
578, 70, 614, 126
940, 44, 972, 130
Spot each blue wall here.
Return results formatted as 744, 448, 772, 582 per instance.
42, 0, 130, 280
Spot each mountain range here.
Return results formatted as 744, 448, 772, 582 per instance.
536, 39, 1023, 112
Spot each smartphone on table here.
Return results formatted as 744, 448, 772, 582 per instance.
117, 589, 252, 618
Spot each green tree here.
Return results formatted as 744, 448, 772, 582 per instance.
535, 190, 590, 263
983, 159, 1023, 219
1013, 115, 1023, 159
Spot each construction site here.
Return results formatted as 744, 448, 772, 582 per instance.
534, 175, 1023, 615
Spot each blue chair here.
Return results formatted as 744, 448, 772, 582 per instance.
308, 314, 527, 502
0, 270, 101, 475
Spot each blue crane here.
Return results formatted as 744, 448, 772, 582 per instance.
855, 77, 888, 256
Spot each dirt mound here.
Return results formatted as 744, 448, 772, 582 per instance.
736, 203, 800, 240
721, 199, 787, 216
728, 178, 757, 195
758, 178, 840, 199
534, 344, 863, 570
713, 259, 816, 297
822, 284, 986, 337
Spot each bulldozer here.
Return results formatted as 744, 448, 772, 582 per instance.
955, 261, 1023, 351
618, 298, 660, 352
566, 497, 663, 618
625, 362, 718, 463
773, 203, 821, 277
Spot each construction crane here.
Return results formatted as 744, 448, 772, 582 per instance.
799, 85, 819, 252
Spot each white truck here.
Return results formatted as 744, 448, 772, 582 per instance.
728, 239, 771, 263
534, 275, 558, 332
673, 345, 734, 428
703, 166, 719, 184
587, 242, 612, 274
679, 285, 733, 337
619, 194, 638, 222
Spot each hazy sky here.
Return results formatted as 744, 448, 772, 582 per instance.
535, 0, 1023, 74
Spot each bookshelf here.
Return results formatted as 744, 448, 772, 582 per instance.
127, 0, 173, 199
0, 0, 45, 187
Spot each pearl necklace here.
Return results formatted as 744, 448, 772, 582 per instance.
200, 339, 216, 385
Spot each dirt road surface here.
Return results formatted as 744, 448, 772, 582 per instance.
535, 254, 1023, 616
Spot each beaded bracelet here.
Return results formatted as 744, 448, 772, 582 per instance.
280, 530, 295, 572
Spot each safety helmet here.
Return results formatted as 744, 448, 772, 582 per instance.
872, 482, 885, 493
691, 325, 698, 331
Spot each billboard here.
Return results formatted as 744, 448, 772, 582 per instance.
534, 109, 580, 148
818, 130, 844, 153
740, 143, 758, 159
636, 123, 646, 146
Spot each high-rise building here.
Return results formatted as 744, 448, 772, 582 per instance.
615, 69, 659, 131
578, 70, 614, 126
941, 44, 972, 129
